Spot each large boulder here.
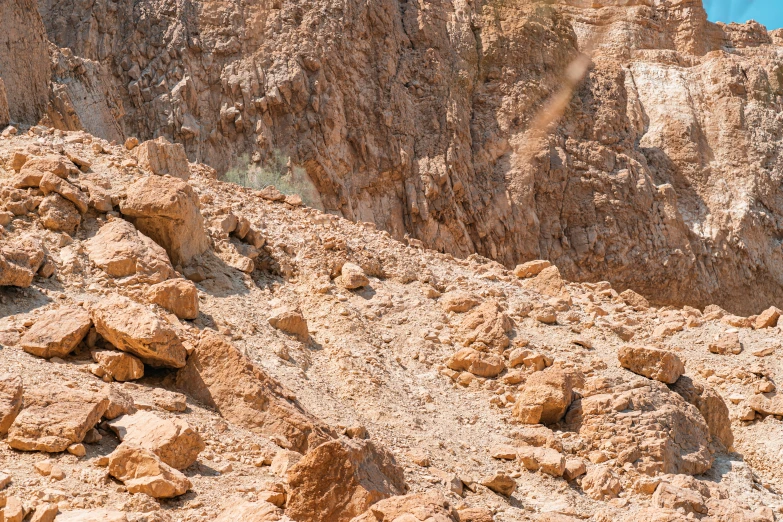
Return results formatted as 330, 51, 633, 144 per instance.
12, 155, 69, 188
107, 443, 191, 498
106, 411, 204, 470
618, 346, 684, 384
0, 373, 23, 435
349, 491, 458, 522
564, 380, 713, 475
286, 438, 407, 522
521, 266, 566, 297
0, 235, 45, 287
135, 136, 190, 180
175, 330, 332, 453
446, 347, 505, 378
85, 220, 175, 284
670, 376, 733, 450
7, 385, 108, 452
19, 306, 91, 359
457, 301, 512, 351
513, 367, 584, 425
39, 172, 89, 214
90, 294, 187, 368
120, 176, 209, 266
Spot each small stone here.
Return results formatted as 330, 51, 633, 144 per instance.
340, 262, 369, 289
480, 472, 516, 496
513, 260, 551, 279
67, 443, 86, 457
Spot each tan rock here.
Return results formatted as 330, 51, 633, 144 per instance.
747, 393, 783, 417
439, 291, 480, 313
19, 307, 91, 359
54, 510, 128, 522
652, 482, 706, 515
581, 465, 621, 500
175, 330, 332, 453
2, 495, 25, 522
521, 266, 565, 297
480, 472, 516, 496
147, 278, 199, 320
135, 136, 190, 180
39, 172, 89, 214
489, 444, 517, 460
107, 443, 191, 498
670, 376, 733, 450
91, 350, 144, 382
0, 235, 45, 288
270, 449, 302, 476
455, 508, 494, 522
13, 155, 68, 188
563, 458, 586, 481
349, 491, 458, 522
708, 331, 742, 355
268, 308, 309, 342
85, 220, 175, 285
754, 306, 781, 329
513, 367, 584, 425
517, 446, 565, 477
286, 438, 406, 522
103, 385, 136, 420
340, 262, 369, 289
0, 253, 35, 288
457, 301, 512, 350
7, 385, 108, 452
618, 345, 684, 384
90, 294, 187, 368
38, 194, 80, 234
513, 260, 551, 279
620, 289, 650, 309
447, 347, 505, 378
213, 501, 283, 522
0, 373, 23, 435
29, 503, 58, 522
107, 411, 204, 470
120, 175, 209, 266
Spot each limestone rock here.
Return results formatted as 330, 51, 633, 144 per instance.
107, 443, 191, 498
581, 466, 621, 500
340, 262, 369, 289
0, 235, 45, 287
39, 172, 89, 214
620, 289, 650, 309
13, 156, 68, 188
457, 301, 512, 351
446, 347, 505, 378
135, 136, 190, 180
214, 501, 283, 522
29, 503, 58, 522
754, 306, 781, 329
19, 307, 91, 359
38, 194, 80, 234
747, 393, 783, 417
107, 410, 204, 470
651, 482, 706, 515
565, 381, 713, 475
286, 438, 406, 522
521, 266, 566, 297
513, 367, 584, 425
103, 385, 136, 420
517, 446, 566, 477
439, 291, 480, 313
85, 220, 175, 285
513, 260, 551, 279
349, 490, 458, 522
480, 472, 516, 496
268, 308, 309, 342
670, 376, 733, 450
175, 330, 332, 453
0, 373, 23, 435
147, 278, 199, 320
708, 331, 742, 355
90, 294, 187, 368
120, 175, 209, 266
91, 350, 144, 382
7, 385, 108, 452
618, 346, 684, 384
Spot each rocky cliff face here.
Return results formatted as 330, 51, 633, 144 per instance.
10, 0, 783, 314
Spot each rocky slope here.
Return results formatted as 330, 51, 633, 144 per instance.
2, 126, 783, 521
0, 0, 776, 314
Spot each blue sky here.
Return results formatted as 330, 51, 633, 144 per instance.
705, 0, 783, 30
